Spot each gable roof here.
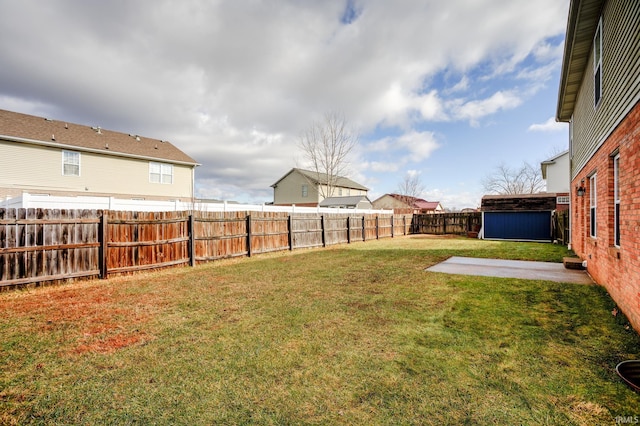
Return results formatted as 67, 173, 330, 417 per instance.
556, 0, 605, 121
414, 200, 443, 211
540, 150, 569, 179
0, 109, 198, 166
271, 168, 368, 191
386, 193, 442, 210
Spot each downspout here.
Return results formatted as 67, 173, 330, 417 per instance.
568, 187, 572, 250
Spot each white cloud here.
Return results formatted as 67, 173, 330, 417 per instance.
422, 188, 481, 211
528, 117, 566, 132
451, 91, 523, 126
0, 0, 569, 202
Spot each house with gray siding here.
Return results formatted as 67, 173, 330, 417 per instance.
556, 0, 640, 331
271, 168, 368, 207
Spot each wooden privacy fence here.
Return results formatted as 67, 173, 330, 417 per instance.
552, 210, 570, 245
0, 209, 412, 288
411, 212, 482, 235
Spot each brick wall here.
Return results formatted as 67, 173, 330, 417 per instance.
571, 100, 640, 331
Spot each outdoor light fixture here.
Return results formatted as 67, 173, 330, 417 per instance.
576, 179, 586, 197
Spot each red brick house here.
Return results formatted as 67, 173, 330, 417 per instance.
556, 0, 640, 331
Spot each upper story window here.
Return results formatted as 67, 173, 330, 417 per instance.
594, 17, 603, 107
62, 150, 80, 176
149, 162, 173, 184
301, 184, 308, 198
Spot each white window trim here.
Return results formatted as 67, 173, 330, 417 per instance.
594, 17, 603, 108
614, 154, 620, 247
590, 173, 597, 238
62, 150, 80, 176
149, 161, 173, 184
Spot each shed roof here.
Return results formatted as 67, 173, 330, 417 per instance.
556, 0, 605, 121
271, 168, 368, 190
0, 109, 198, 166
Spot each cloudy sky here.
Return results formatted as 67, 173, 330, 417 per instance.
0, 0, 570, 209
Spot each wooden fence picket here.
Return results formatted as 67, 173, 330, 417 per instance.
0, 208, 451, 288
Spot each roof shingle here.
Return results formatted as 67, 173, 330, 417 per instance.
0, 109, 198, 165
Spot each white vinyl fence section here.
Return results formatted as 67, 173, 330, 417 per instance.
1, 192, 391, 215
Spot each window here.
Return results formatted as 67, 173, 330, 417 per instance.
594, 17, 603, 107
301, 184, 308, 198
149, 162, 173, 184
614, 154, 620, 247
62, 150, 80, 176
338, 188, 343, 196
556, 195, 570, 205
590, 174, 597, 238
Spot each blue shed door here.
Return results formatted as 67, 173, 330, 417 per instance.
483, 211, 552, 241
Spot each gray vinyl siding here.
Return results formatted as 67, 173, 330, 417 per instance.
272, 170, 368, 205
273, 172, 321, 204
572, 0, 640, 178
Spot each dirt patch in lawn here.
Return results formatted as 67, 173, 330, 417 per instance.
0, 281, 164, 355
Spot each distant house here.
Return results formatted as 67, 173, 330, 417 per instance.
372, 193, 443, 214
0, 109, 199, 202
556, 0, 640, 330
271, 168, 368, 206
540, 150, 570, 194
319, 195, 372, 209
541, 150, 570, 211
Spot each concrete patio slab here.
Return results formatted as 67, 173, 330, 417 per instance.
426, 256, 594, 285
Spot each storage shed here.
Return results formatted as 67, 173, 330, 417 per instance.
480, 194, 558, 242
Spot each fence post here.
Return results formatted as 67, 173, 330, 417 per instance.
246, 214, 252, 257
391, 215, 394, 238
443, 215, 446, 235
362, 216, 366, 241
321, 215, 326, 247
288, 215, 293, 250
375, 216, 379, 239
189, 214, 196, 267
99, 213, 108, 279
347, 216, 351, 244
403, 216, 407, 235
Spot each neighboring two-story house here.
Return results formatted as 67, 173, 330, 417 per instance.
0, 109, 199, 202
556, 0, 640, 330
271, 168, 368, 207
540, 150, 570, 211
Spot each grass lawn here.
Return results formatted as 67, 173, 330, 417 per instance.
1, 236, 639, 425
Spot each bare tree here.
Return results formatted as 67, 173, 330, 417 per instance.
482, 162, 545, 195
298, 112, 358, 199
396, 172, 425, 207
